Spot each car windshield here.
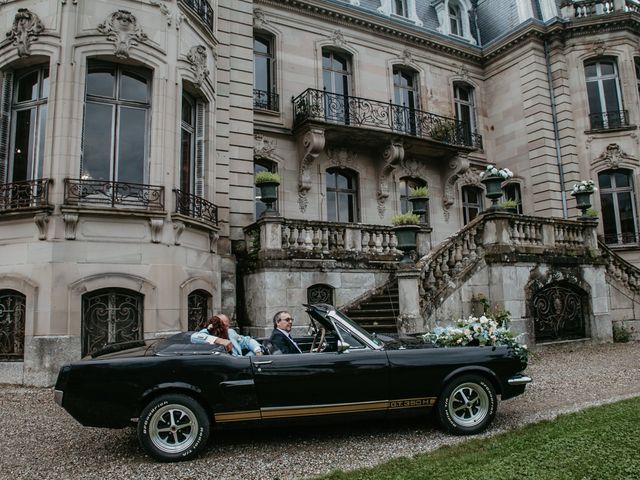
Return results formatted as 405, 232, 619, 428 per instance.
331, 309, 385, 347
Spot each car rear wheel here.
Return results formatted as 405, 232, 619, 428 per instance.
437, 374, 497, 435
138, 394, 210, 462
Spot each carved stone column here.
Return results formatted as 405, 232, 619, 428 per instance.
258, 216, 283, 251
442, 154, 470, 221
33, 213, 49, 240
149, 218, 164, 243
377, 140, 404, 217
63, 213, 79, 240
297, 128, 325, 213
396, 267, 424, 334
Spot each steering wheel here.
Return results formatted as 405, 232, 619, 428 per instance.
310, 326, 326, 353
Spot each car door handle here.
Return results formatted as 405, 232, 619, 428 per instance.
253, 360, 273, 365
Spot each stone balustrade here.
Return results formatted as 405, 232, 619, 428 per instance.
599, 240, 640, 294
245, 216, 432, 260
561, 0, 638, 18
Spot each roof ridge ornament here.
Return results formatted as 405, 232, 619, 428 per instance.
98, 10, 148, 59
6, 8, 45, 58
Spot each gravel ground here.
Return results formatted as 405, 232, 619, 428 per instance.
1, 341, 639, 480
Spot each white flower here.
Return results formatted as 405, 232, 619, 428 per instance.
479, 316, 488, 324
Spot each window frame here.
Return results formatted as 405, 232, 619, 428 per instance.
449, 2, 463, 37
461, 185, 484, 225
326, 167, 359, 223
584, 59, 623, 130
453, 82, 477, 145
253, 32, 277, 111
598, 169, 638, 245
502, 182, 523, 214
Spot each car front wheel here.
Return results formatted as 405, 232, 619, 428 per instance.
138, 393, 210, 462
437, 374, 497, 435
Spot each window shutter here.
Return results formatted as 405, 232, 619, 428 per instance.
194, 100, 205, 197
0, 72, 13, 184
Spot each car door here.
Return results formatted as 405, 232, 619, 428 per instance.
251, 347, 389, 422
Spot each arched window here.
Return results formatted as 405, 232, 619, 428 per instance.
502, 183, 523, 214
307, 284, 334, 305
599, 169, 638, 245
393, 67, 419, 134
585, 59, 624, 130
2, 65, 49, 185
322, 49, 352, 123
254, 33, 277, 111
326, 167, 359, 222
399, 176, 428, 224
461, 185, 483, 224
188, 289, 211, 331
81, 288, 143, 357
81, 61, 151, 184
453, 82, 477, 146
449, 2, 463, 36
254, 158, 278, 218
0, 289, 25, 360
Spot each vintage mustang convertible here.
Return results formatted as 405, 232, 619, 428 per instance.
54, 304, 531, 462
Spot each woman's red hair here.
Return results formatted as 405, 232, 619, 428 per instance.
206, 315, 229, 339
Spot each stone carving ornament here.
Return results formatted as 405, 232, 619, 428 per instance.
327, 148, 357, 168
254, 133, 276, 159
442, 155, 471, 221
297, 128, 325, 213
6, 8, 45, 58
595, 143, 635, 170
377, 140, 405, 217
98, 10, 148, 59
187, 45, 210, 86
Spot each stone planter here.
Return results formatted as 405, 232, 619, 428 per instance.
257, 181, 279, 215
572, 190, 592, 217
482, 175, 504, 209
408, 196, 429, 216
394, 224, 419, 264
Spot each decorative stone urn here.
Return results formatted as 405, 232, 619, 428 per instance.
573, 191, 592, 218
393, 224, 419, 264
482, 175, 503, 209
408, 196, 429, 216
257, 181, 279, 215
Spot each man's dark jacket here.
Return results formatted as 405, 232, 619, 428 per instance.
270, 329, 301, 354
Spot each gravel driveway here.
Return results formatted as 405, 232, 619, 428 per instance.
2, 342, 639, 480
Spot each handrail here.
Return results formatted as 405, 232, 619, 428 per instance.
174, 189, 218, 225
292, 88, 483, 149
599, 239, 640, 294
64, 178, 164, 211
179, 0, 214, 30
0, 178, 51, 212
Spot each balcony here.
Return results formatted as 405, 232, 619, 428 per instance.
0, 179, 51, 213
179, 0, 214, 31
292, 88, 482, 149
601, 232, 640, 247
174, 189, 218, 226
254, 89, 280, 112
64, 178, 164, 211
588, 110, 630, 131
562, 0, 640, 18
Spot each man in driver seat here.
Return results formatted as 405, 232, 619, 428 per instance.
270, 311, 303, 354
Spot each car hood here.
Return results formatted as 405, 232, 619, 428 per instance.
381, 334, 436, 350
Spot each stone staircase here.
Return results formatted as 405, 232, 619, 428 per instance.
341, 280, 399, 334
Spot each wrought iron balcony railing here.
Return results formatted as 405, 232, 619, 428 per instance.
254, 89, 280, 112
180, 0, 214, 30
64, 178, 164, 211
589, 110, 630, 130
0, 178, 51, 212
174, 189, 218, 225
601, 232, 640, 246
292, 88, 482, 149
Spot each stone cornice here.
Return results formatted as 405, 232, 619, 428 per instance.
256, 0, 640, 67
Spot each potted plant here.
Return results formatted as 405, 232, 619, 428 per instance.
430, 121, 454, 143
255, 171, 281, 215
571, 180, 597, 218
480, 165, 514, 209
392, 212, 421, 264
498, 198, 518, 214
408, 186, 429, 215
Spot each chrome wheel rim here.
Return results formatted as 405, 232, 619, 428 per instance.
447, 382, 489, 427
149, 404, 199, 454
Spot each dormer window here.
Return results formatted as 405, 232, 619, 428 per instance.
434, 0, 476, 45
449, 4, 462, 36
394, 0, 408, 17
377, 0, 423, 26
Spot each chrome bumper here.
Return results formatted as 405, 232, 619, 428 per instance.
54, 389, 63, 406
507, 374, 532, 386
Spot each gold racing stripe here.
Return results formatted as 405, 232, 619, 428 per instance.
214, 397, 436, 423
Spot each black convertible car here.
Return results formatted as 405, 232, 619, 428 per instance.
54, 304, 531, 462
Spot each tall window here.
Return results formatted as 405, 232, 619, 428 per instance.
326, 168, 358, 222
400, 176, 428, 225
503, 183, 523, 214
635, 58, 640, 101
255, 158, 277, 218
393, 67, 419, 134
322, 49, 352, 123
462, 185, 483, 224
81, 61, 151, 183
599, 170, 637, 245
393, 0, 408, 16
2, 66, 49, 183
254, 33, 277, 111
454, 82, 476, 145
0, 290, 26, 360
449, 2, 462, 36
188, 289, 211, 331
180, 91, 205, 197
585, 60, 623, 130
81, 288, 143, 357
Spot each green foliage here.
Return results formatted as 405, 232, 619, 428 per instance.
315, 396, 640, 480
585, 207, 599, 218
409, 186, 429, 198
391, 212, 421, 226
255, 171, 281, 184
613, 322, 631, 343
499, 198, 517, 209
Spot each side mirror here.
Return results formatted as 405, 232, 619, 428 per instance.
337, 340, 350, 353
